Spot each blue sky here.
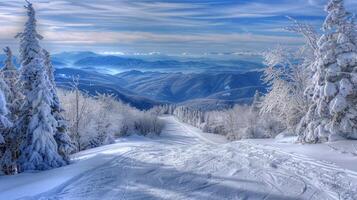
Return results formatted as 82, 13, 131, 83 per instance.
0, 0, 356, 55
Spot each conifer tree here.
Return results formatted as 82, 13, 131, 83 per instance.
1, 47, 23, 121
43, 49, 75, 163
0, 48, 24, 175
298, 0, 357, 142
0, 88, 11, 143
0, 83, 14, 174
15, 1, 66, 171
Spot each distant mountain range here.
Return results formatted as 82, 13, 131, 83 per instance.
55, 68, 265, 110
0, 51, 266, 110
50, 51, 263, 73
116, 70, 265, 104
0, 51, 264, 73
72, 56, 262, 73
55, 68, 162, 110
52, 51, 99, 64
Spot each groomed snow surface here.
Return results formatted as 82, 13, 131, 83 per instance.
1, 116, 357, 200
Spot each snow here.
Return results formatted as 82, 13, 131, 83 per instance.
245, 138, 357, 176
329, 94, 348, 114
1, 116, 357, 200
337, 52, 357, 68
324, 81, 337, 97
0, 142, 133, 199
339, 78, 353, 97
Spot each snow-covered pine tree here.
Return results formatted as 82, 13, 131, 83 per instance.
0, 87, 12, 143
0, 83, 14, 174
15, 1, 66, 171
298, 0, 357, 142
0, 48, 20, 175
0, 62, 11, 144
0, 50, 11, 106
1, 47, 23, 121
0, 78, 10, 113
43, 49, 75, 163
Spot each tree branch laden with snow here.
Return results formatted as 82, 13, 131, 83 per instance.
298, 0, 357, 142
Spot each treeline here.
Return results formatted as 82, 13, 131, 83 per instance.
158, 0, 357, 143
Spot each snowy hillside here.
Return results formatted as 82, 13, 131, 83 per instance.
1, 116, 356, 200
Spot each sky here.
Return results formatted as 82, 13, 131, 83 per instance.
0, 0, 356, 55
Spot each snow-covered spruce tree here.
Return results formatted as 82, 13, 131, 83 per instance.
0, 72, 11, 107
0, 87, 12, 143
14, 2, 66, 171
43, 49, 75, 163
0, 84, 14, 174
298, 0, 357, 142
1, 47, 23, 121
0, 47, 21, 175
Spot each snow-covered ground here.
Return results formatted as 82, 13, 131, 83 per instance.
0, 116, 356, 200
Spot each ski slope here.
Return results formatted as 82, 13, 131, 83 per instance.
1, 116, 357, 200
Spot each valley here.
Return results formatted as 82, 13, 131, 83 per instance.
55, 68, 265, 110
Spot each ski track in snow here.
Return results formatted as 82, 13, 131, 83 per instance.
9, 116, 357, 200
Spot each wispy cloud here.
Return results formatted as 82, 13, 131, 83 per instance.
0, 0, 356, 53
41, 30, 304, 44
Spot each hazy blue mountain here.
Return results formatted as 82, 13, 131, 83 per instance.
55, 68, 162, 110
0, 51, 267, 110
74, 55, 147, 68
71, 53, 262, 73
51, 59, 67, 67
53, 51, 99, 64
56, 68, 127, 85
54, 68, 266, 110
2, 51, 264, 73
116, 70, 266, 103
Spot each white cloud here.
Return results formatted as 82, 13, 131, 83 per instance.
1, 0, 356, 53
38, 30, 303, 45
308, 0, 326, 6
101, 51, 126, 55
